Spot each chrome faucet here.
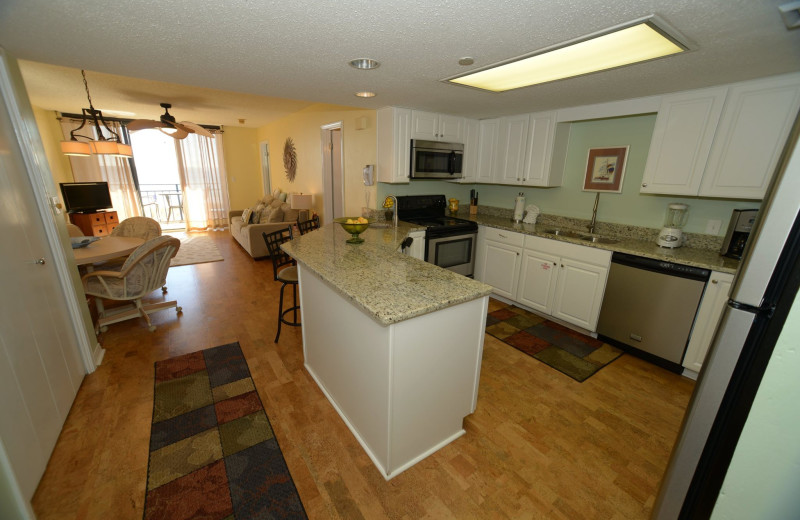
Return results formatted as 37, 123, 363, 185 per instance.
587, 193, 600, 235
388, 195, 399, 227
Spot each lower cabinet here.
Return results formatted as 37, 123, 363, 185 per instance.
475, 227, 523, 299
476, 228, 612, 331
682, 271, 734, 373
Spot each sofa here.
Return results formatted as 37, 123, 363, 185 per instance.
229, 193, 309, 258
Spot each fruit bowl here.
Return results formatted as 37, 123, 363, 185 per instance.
334, 217, 371, 244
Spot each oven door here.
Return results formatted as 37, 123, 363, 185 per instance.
426, 232, 476, 277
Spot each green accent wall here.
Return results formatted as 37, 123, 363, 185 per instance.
379, 114, 761, 235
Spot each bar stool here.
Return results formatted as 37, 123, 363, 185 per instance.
262, 228, 300, 342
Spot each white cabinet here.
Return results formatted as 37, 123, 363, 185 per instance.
476, 119, 500, 183
642, 73, 800, 199
641, 87, 727, 196
457, 118, 480, 183
477, 228, 611, 331
401, 230, 426, 261
497, 114, 530, 184
519, 236, 611, 332
475, 227, 523, 300
523, 112, 561, 187
682, 271, 734, 373
699, 75, 800, 199
377, 107, 412, 183
411, 111, 465, 142
517, 248, 559, 314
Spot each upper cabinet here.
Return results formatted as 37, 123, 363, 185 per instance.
642, 73, 800, 199
459, 119, 481, 183
411, 111, 465, 142
377, 107, 412, 184
475, 111, 562, 187
699, 75, 800, 199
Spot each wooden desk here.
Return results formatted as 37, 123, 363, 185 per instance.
72, 236, 144, 266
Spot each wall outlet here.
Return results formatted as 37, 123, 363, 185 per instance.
706, 219, 722, 235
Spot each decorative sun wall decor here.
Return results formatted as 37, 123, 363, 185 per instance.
283, 137, 297, 182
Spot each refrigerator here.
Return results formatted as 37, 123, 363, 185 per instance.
651, 110, 800, 519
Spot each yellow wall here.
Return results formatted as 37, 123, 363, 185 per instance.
32, 107, 74, 184
221, 126, 263, 210
256, 103, 376, 221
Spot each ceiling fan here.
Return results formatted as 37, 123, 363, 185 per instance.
127, 103, 214, 139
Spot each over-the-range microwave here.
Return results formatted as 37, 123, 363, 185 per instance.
410, 139, 463, 179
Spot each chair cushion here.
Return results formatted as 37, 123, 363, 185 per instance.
277, 265, 298, 283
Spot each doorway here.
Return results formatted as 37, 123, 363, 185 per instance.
260, 141, 272, 197
321, 122, 344, 222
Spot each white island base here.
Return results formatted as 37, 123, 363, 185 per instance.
298, 264, 489, 480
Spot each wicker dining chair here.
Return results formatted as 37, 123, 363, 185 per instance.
82, 236, 182, 333
262, 228, 300, 342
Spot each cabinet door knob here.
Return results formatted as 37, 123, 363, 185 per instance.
35, 258, 46, 265
642, 182, 648, 188
498, 233, 507, 238
711, 279, 718, 284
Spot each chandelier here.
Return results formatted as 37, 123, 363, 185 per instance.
60, 70, 133, 157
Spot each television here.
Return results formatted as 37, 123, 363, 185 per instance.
59, 182, 113, 213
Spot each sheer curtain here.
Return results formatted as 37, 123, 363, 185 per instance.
175, 131, 230, 230
60, 118, 141, 220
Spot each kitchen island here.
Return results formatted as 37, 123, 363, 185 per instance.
282, 223, 492, 479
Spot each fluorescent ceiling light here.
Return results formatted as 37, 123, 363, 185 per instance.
446, 17, 689, 92
355, 91, 376, 98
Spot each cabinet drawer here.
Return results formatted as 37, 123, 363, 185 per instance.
92, 225, 110, 236
524, 235, 612, 266
103, 212, 118, 224
482, 227, 524, 247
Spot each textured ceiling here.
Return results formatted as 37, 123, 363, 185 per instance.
1, 0, 799, 127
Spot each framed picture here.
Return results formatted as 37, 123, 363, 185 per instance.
583, 146, 629, 193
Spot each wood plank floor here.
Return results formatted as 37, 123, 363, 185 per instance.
31, 230, 695, 519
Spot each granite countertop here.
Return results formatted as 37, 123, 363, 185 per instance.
281, 222, 493, 326
471, 214, 740, 274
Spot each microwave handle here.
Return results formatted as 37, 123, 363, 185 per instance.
448, 151, 456, 174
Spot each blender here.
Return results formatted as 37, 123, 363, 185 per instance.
657, 203, 689, 248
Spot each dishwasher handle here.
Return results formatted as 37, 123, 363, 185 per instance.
611, 252, 711, 281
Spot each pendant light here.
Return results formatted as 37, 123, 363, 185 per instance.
60, 70, 133, 157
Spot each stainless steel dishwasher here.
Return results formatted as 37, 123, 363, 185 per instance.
597, 252, 710, 371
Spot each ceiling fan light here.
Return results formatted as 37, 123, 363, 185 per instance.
160, 126, 179, 134
60, 140, 91, 156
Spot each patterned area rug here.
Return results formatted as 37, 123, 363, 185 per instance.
144, 342, 307, 520
486, 302, 623, 382
170, 235, 224, 266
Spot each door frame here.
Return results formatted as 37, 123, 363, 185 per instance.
320, 121, 344, 223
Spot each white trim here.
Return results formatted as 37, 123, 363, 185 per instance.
0, 49, 98, 373
320, 121, 344, 222
259, 140, 271, 197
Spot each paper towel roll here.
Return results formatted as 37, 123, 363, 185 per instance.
513, 196, 525, 222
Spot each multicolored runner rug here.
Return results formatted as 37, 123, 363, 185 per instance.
486, 302, 623, 382
144, 342, 307, 520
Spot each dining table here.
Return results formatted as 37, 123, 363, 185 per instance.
72, 236, 144, 267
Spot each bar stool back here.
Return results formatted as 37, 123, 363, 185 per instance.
262, 228, 300, 342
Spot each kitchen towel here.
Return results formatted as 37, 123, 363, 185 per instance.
513, 195, 525, 222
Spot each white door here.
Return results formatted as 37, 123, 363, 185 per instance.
497, 114, 530, 184
321, 123, 344, 222
0, 50, 85, 503
517, 249, 559, 314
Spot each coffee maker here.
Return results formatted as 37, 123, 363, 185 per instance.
720, 209, 758, 259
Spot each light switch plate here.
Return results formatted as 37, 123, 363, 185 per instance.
705, 219, 722, 235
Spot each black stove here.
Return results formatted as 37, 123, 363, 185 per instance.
395, 195, 478, 277
396, 195, 478, 238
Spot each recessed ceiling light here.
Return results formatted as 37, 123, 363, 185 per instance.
349, 58, 380, 70
458, 57, 475, 66
355, 91, 376, 98
445, 16, 689, 92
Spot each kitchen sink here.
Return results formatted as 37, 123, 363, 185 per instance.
580, 235, 619, 244
541, 229, 587, 239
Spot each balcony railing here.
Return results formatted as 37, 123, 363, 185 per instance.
139, 183, 184, 228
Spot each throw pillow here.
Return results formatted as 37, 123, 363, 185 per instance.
259, 207, 273, 224
268, 206, 285, 223
262, 194, 275, 206
269, 199, 283, 210
279, 192, 288, 202
241, 208, 252, 224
